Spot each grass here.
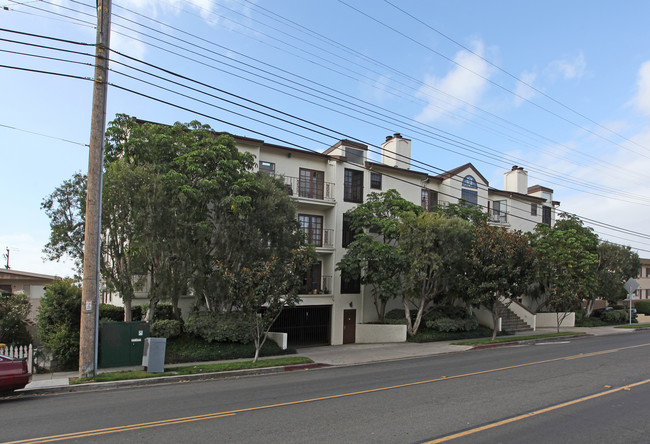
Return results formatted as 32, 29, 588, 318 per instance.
451, 331, 584, 346
615, 323, 650, 329
71, 356, 314, 385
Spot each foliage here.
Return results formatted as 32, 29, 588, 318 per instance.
99, 304, 125, 322
399, 212, 474, 336
635, 300, 650, 315
41, 172, 87, 275
426, 317, 479, 332
153, 303, 179, 321
466, 223, 537, 339
533, 215, 599, 331
337, 189, 422, 321
151, 319, 183, 339
0, 291, 33, 345
435, 202, 489, 226
600, 309, 629, 324
593, 242, 640, 309
215, 246, 315, 361
184, 311, 251, 344
164, 334, 295, 363
407, 325, 495, 343
36, 279, 81, 370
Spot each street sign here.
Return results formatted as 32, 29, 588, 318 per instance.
624, 278, 640, 293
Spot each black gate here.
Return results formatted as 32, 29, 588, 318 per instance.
272, 306, 331, 346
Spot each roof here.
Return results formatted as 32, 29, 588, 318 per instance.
435, 163, 490, 186
488, 188, 546, 203
528, 185, 554, 194
0, 269, 58, 282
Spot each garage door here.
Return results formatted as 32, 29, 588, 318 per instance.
272, 306, 331, 346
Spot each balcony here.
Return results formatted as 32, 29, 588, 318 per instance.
284, 176, 335, 203
488, 211, 508, 224
300, 275, 333, 295
304, 228, 334, 249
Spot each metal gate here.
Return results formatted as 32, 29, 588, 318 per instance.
272, 306, 331, 346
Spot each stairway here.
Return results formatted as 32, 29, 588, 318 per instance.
496, 300, 533, 333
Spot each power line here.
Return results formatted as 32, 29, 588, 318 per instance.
0, 123, 89, 147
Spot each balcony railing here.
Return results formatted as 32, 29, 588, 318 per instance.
489, 211, 508, 224
300, 275, 333, 295
305, 228, 334, 248
284, 176, 335, 201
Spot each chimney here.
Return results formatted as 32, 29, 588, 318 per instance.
381, 133, 411, 170
504, 166, 528, 194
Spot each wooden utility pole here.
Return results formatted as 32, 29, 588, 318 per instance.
80, 0, 111, 377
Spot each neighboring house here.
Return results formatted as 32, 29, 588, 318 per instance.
634, 258, 650, 301
0, 269, 58, 341
235, 132, 559, 345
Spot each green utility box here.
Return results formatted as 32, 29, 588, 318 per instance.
99, 322, 150, 368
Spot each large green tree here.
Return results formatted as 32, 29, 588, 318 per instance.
399, 212, 474, 336
0, 291, 33, 346
466, 224, 537, 339
593, 242, 640, 311
336, 190, 422, 322
533, 215, 599, 328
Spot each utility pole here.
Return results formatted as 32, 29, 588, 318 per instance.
80, 0, 111, 378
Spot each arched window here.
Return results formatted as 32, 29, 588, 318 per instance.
461, 175, 478, 206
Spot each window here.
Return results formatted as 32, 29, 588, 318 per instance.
490, 200, 507, 224
421, 189, 438, 211
461, 175, 478, 207
646, 267, 650, 277
531, 203, 537, 216
342, 214, 360, 248
370, 172, 382, 190
259, 161, 275, 176
299, 168, 324, 200
341, 272, 361, 294
345, 147, 364, 165
542, 206, 552, 226
646, 289, 650, 299
302, 262, 322, 294
344, 169, 364, 203
299, 214, 323, 247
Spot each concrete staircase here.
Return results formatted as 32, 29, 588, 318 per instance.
497, 300, 533, 333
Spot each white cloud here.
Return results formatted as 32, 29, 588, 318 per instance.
547, 52, 586, 80
415, 41, 491, 123
632, 61, 650, 115
513, 71, 537, 107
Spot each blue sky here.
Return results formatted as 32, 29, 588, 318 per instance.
2, 0, 650, 277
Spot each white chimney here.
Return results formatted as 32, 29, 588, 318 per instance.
504, 166, 528, 194
381, 133, 411, 170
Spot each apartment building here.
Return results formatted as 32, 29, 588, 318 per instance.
234, 132, 559, 345
634, 258, 650, 300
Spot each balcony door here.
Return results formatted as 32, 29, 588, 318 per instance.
299, 168, 324, 200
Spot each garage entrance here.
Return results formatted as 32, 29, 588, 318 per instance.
272, 306, 331, 346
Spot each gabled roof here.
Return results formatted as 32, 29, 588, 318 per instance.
435, 163, 490, 186
0, 269, 57, 282
488, 188, 546, 203
365, 161, 438, 182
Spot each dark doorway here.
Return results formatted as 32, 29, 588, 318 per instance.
343, 309, 356, 344
272, 306, 331, 346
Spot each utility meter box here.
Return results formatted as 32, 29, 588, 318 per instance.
142, 337, 166, 373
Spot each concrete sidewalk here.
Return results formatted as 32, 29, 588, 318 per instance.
18, 325, 640, 393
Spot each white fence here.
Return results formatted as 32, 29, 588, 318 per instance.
0, 344, 34, 373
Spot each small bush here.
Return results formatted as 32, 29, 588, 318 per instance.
99, 304, 124, 322
635, 301, 650, 315
601, 310, 628, 324
423, 305, 470, 322
426, 316, 479, 332
165, 334, 294, 363
154, 303, 178, 321
185, 311, 250, 344
151, 319, 183, 339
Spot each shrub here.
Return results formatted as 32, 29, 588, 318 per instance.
426, 316, 479, 332
184, 311, 251, 344
601, 309, 628, 324
151, 319, 183, 339
37, 279, 81, 370
0, 290, 33, 345
154, 303, 178, 321
99, 304, 124, 322
423, 305, 470, 322
635, 300, 650, 315
131, 305, 143, 321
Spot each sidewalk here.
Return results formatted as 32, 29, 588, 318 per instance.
17, 326, 639, 394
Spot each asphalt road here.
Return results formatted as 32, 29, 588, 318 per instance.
2, 332, 649, 444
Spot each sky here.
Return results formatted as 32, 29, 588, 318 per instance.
1, 0, 650, 278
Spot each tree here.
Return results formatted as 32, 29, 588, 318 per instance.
36, 279, 81, 370
216, 247, 315, 362
336, 190, 422, 321
399, 212, 474, 336
41, 172, 86, 275
466, 223, 537, 339
533, 215, 599, 330
592, 242, 640, 311
0, 291, 32, 345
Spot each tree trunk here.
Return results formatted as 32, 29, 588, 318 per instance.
491, 304, 499, 341
123, 298, 132, 323
403, 297, 414, 336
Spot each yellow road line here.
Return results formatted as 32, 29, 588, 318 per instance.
424, 378, 650, 443
6, 342, 650, 444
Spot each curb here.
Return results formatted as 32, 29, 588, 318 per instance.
471, 333, 592, 350
13, 363, 331, 396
